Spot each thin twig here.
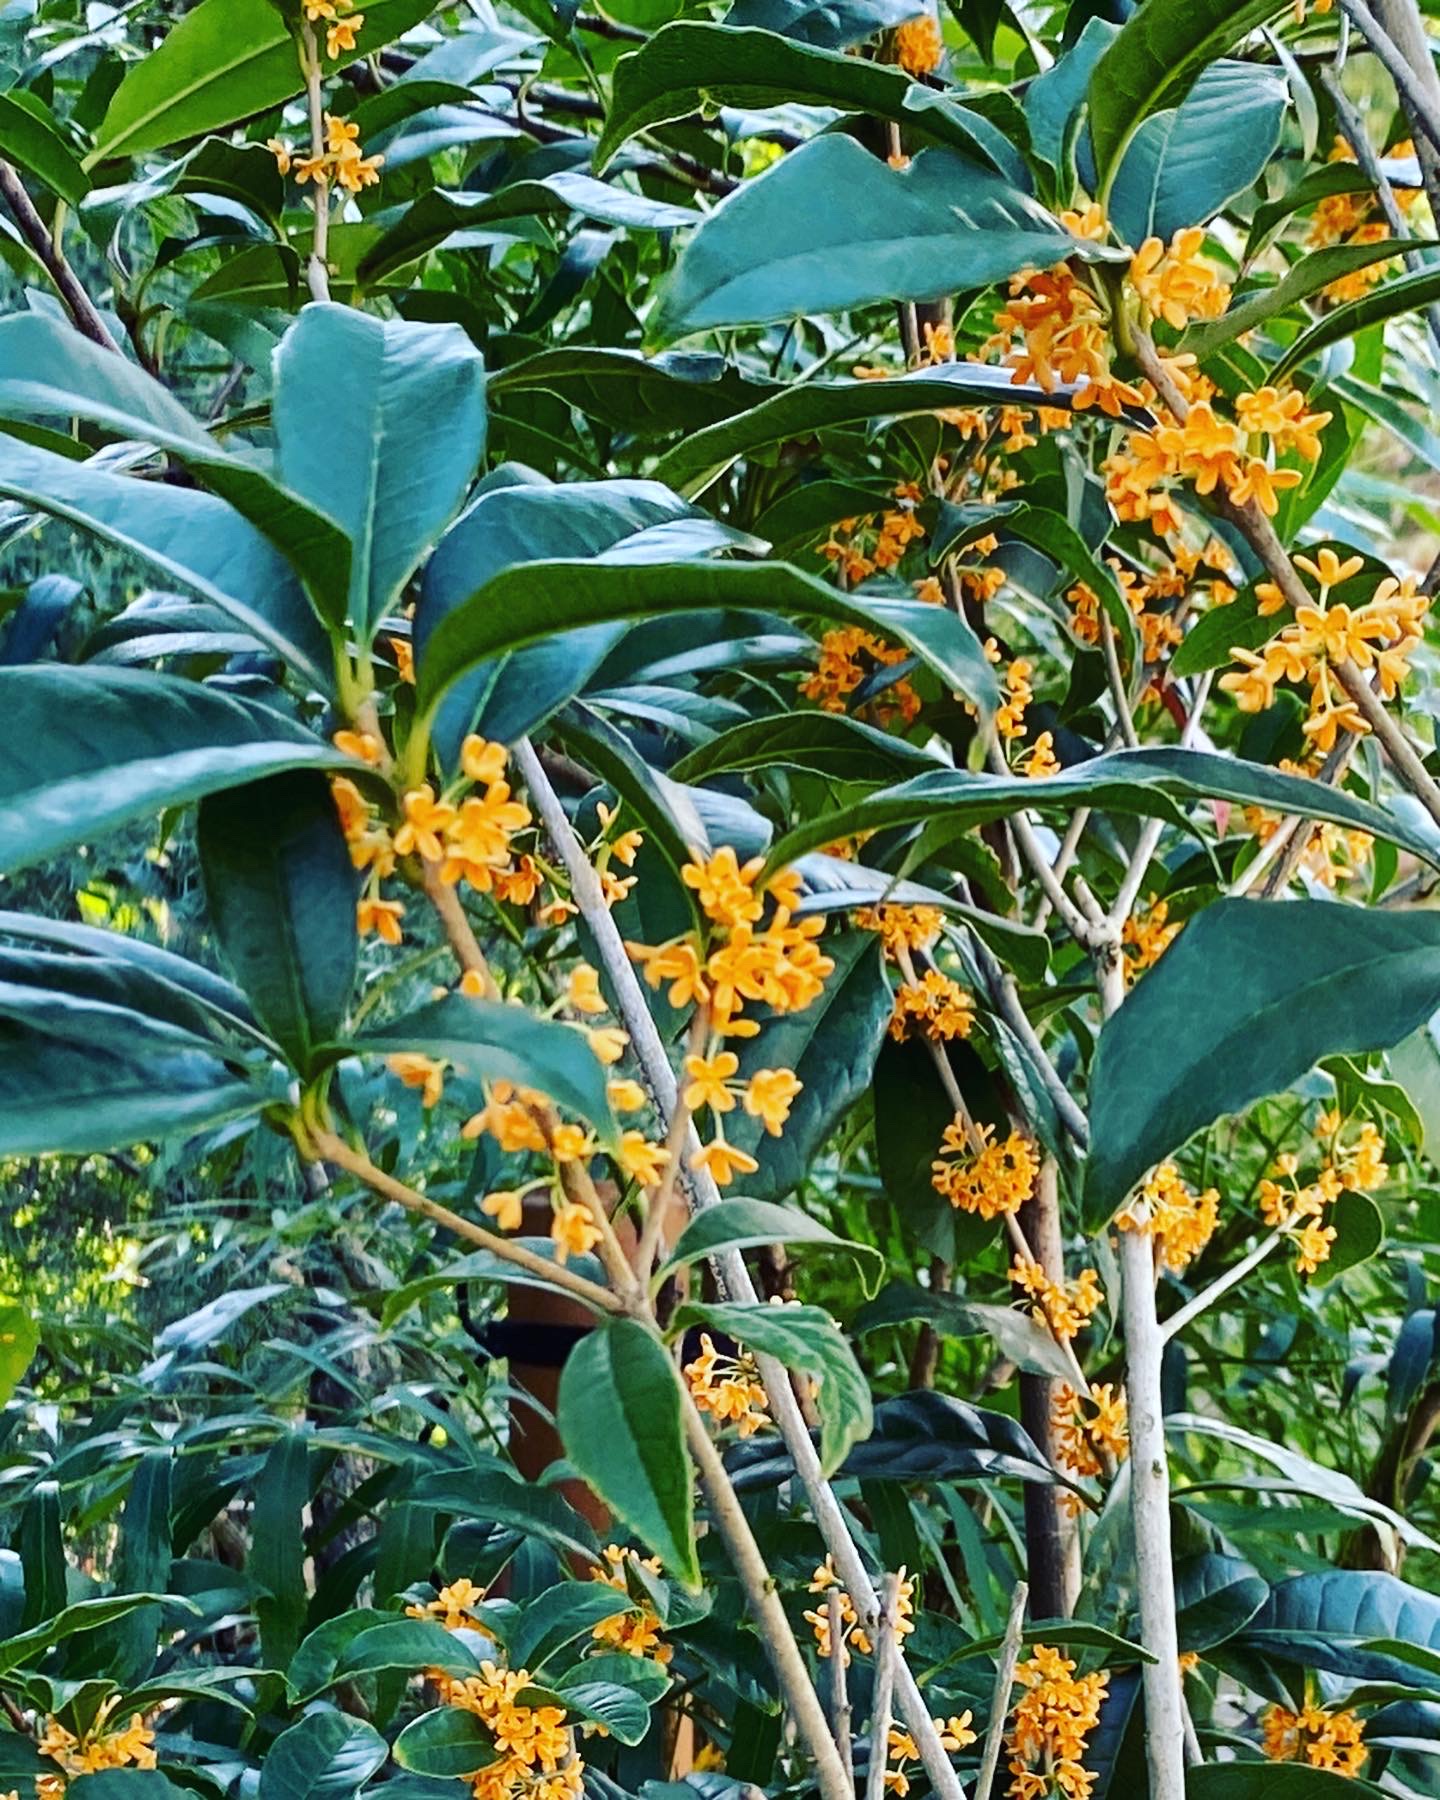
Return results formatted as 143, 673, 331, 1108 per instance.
1100, 609, 1140, 750
299, 22, 332, 303
308, 1129, 622, 1312
864, 1575, 901, 1800
1161, 1233, 1285, 1344
973, 1579, 1028, 1800
682, 1397, 855, 1800
0, 162, 118, 351
826, 1590, 854, 1786
986, 744, 1101, 945
1336, 0, 1440, 153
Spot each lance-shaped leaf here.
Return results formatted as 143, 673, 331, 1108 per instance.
1187, 1768, 1388, 1799
416, 555, 998, 724
1087, 0, 1289, 195
1273, 265, 1440, 381
1237, 1570, 1440, 1688
1087, 900, 1440, 1217
660, 1197, 885, 1295
652, 136, 1107, 341
0, 93, 87, 207
419, 476, 713, 759
674, 1300, 873, 1472
0, 314, 350, 623
557, 1319, 699, 1588
273, 305, 486, 644
761, 747, 1440, 875
489, 346, 782, 435
0, 667, 351, 876
350, 993, 615, 1136
94, 0, 439, 161
0, 442, 331, 688
652, 364, 1116, 495
852, 1282, 1075, 1383
1182, 240, 1424, 363
393, 1708, 498, 1779
199, 772, 358, 1078
596, 22, 1027, 179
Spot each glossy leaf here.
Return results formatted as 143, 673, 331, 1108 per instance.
0, 668, 349, 877
198, 773, 357, 1074
596, 24, 1026, 175
0, 93, 87, 206
273, 305, 486, 643
762, 747, 1440, 875
654, 137, 1100, 339
852, 1281, 1075, 1383
350, 993, 615, 1136
1108, 61, 1286, 247
674, 1299, 872, 1472
1087, 900, 1440, 1216
393, 1709, 498, 1779
557, 1319, 699, 1588
94, 0, 438, 160
416, 554, 999, 722
661, 1197, 885, 1295
1273, 265, 1440, 381
1087, 0, 1289, 193
257, 1712, 389, 1800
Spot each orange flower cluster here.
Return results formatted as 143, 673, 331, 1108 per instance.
684, 1332, 770, 1438
334, 734, 539, 946
998, 657, 1034, 740
37, 1699, 156, 1800
590, 1545, 671, 1664
407, 1576, 491, 1634
889, 968, 975, 1042
855, 903, 944, 956
629, 850, 830, 1185
1120, 897, 1180, 984
819, 485, 927, 582
1009, 1259, 1104, 1343
1307, 136, 1420, 301
804, 1558, 914, 1664
1117, 1163, 1219, 1274
1006, 1645, 1110, 1800
1262, 1702, 1367, 1776
270, 112, 382, 191
435, 1664, 582, 1800
985, 262, 1143, 418
1219, 552, 1428, 752
303, 0, 365, 56
1051, 1383, 1129, 1481
1066, 558, 1186, 666
1260, 1110, 1387, 1274
931, 1123, 1039, 1217
1128, 228, 1231, 332
893, 11, 942, 72
884, 1716, 977, 1797
801, 626, 922, 724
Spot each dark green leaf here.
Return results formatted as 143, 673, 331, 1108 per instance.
1273, 265, 1440, 381
0, 668, 349, 877
94, 0, 438, 160
0, 93, 88, 206
506, 1582, 640, 1674
1086, 900, 1440, 1217
1239, 1571, 1440, 1687
763, 747, 1440, 876
393, 1709, 498, 1780
672, 713, 942, 784
1187, 1768, 1388, 1799
558, 1320, 698, 1587
852, 1281, 1075, 1382
336, 1618, 482, 1684
1108, 61, 1286, 246
257, 1712, 389, 1800
674, 1300, 872, 1472
251, 1433, 310, 1671
661, 1197, 885, 1296
350, 994, 615, 1137
199, 772, 356, 1075
273, 305, 486, 644
408, 1467, 598, 1563
653, 137, 1098, 339
1087, 0, 1288, 194
416, 555, 998, 723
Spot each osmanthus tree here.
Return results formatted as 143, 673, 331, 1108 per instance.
10, 0, 1440, 1797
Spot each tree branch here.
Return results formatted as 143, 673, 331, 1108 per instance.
0, 162, 119, 351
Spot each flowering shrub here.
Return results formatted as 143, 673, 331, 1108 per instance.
7, 1, 1440, 1799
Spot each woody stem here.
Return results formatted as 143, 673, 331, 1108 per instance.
511, 737, 970, 1800
306, 1128, 622, 1313
680, 1393, 856, 1800
299, 21, 332, 303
